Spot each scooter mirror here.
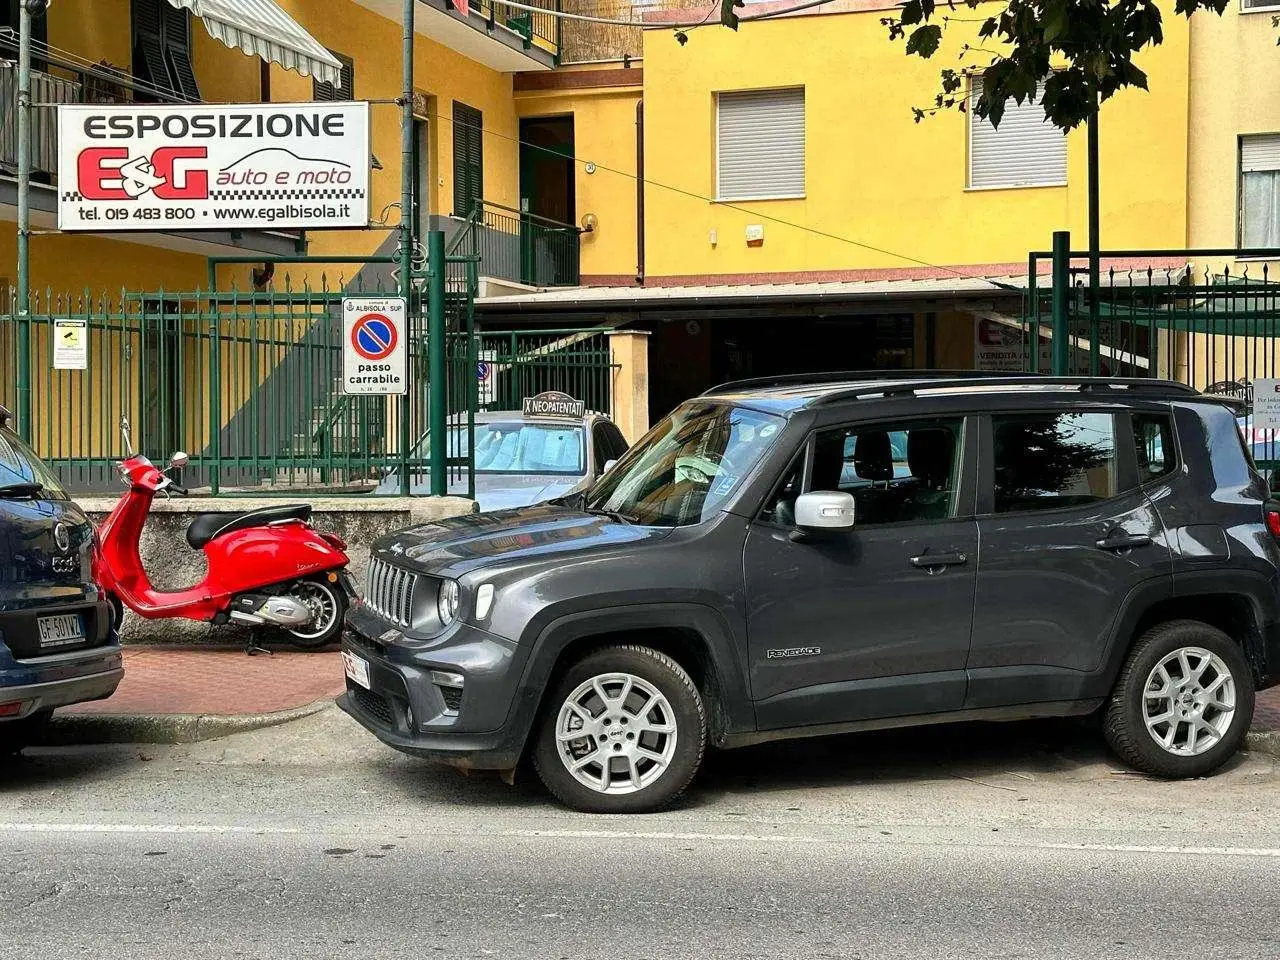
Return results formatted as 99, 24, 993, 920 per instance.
169, 451, 190, 470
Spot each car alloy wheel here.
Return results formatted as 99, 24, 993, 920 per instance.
554, 672, 679, 795
1142, 646, 1236, 757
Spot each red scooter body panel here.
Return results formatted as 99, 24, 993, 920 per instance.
96, 455, 350, 622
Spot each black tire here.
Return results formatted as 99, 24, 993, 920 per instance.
285, 577, 348, 650
0, 709, 53, 756
1104, 619, 1255, 778
532, 645, 706, 814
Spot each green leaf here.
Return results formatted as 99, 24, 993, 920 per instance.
899, 0, 923, 27
1042, 3, 1069, 42
905, 23, 943, 57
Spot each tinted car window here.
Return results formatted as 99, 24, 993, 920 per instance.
992, 412, 1116, 513
1133, 413, 1177, 483
813, 419, 963, 525
0, 426, 67, 499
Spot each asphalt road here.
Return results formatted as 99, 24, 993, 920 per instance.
3, 707, 1280, 960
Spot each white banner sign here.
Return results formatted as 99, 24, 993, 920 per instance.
52, 319, 88, 370
1254, 379, 1280, 429
57, 101, 369, 232
342, 297, 407, 395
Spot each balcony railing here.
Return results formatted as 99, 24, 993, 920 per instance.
474, 0, 560, 55
448, 200, 581, 288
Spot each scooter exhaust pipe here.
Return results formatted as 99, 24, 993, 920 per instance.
228, 593, 312, 628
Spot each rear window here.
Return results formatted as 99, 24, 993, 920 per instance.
0, 427, 68, 499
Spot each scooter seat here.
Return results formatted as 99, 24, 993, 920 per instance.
185, 503, 314, 549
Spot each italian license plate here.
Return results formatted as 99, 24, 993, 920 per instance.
343, 651, 371, 690
37, 613, 85, 648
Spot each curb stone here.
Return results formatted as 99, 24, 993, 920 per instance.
44, 698, 336, 745
1246, 730, 1280, 759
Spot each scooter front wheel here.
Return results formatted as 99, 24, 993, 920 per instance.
285, 577, 347, 650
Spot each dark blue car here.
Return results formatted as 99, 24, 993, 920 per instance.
0, 407, 121, 753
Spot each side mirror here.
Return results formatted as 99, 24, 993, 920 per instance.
794, 491, 856, 535
168, 451, 190, 470
603, 459, 618, 474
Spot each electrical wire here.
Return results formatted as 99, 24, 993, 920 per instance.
429, 109, 1011, 287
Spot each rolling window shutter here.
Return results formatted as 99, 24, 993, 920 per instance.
1242, 135, 1280, 173
453, 102, 483, 218
968, 77, 1067, 189
716, 87, 805, 200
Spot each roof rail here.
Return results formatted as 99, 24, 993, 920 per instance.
701, 369, 1036, 396
811, 375, 1201, 406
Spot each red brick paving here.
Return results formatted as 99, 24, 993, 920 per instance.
63, 646, 344, 717
56, 645, 1280, 729
1255, 685, 1280, 732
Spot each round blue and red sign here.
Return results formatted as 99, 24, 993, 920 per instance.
351, 313, 398, 361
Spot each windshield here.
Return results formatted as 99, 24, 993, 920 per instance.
0, 426, 68, 499
585, 401, 784, 527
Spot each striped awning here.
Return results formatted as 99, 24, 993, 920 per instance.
164, 0, 343, 86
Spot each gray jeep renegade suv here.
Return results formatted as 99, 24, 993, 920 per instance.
339, 374, 1280, 812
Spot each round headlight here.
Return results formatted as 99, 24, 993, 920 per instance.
437, 579, 460, 625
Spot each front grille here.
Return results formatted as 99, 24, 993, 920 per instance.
351, 685, 395, 727
365, 557, 419, 627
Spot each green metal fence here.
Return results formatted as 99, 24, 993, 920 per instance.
1, 257, 481, 496
475, 327, 617, 416
1019, 245, 1280, 469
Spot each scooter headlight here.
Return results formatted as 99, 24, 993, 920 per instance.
437, 579, 461, 626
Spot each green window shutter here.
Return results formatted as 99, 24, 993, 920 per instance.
453, 102, 483, 218
313, 51, 353, 102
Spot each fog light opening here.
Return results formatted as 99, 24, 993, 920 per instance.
431, 670, 465, 716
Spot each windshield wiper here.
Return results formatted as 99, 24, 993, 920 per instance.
586, 506, 637, 525
0, 481, 43, 498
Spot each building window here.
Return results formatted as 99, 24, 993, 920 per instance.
715, 87, 805, 201
1240, 134, 1280, 246
1241, 0, 1280, 11
452, 101, 484, 218
967, 76, 1066, 189
312, 51, 354, 101
132, 0, 200, 100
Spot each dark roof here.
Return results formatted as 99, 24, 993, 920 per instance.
700, 372, 1200, 414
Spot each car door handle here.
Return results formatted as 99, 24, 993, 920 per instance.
910, 552, 968, 569
1095, 532, 1152, 552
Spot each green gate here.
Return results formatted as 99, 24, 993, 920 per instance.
1, 256, 480, 496
474, 327, 617, 417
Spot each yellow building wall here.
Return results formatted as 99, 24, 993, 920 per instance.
515, 84, 641, 281
1188, 6, 1277, 254
268, 0, 521, 282
639, 9, 1190, 280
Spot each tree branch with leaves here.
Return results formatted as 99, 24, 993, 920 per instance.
883, 0, 1229, 130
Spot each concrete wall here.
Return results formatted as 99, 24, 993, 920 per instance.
78, 495, 477, 646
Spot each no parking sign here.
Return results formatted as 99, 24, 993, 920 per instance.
342, 296, 406, 395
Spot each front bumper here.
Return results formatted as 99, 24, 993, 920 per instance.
337, 602, 529, 770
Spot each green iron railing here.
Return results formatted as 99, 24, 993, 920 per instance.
474, 327, 617, 417
448, 200, 581, 287
1, 257, 481, 496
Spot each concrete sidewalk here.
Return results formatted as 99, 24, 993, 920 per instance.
42, 644, 1280, 748
52, 646, 345, 744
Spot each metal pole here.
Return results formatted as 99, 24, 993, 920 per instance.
15, 0, 33, 440
1052, 230, 1071, 376
398, 0, 414, 495
427, 230, 446, 497
1087, 91, 1101, 377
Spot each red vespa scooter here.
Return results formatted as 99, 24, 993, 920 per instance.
96, 419, 352, 650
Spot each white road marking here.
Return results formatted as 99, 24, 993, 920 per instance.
3, 823, 1279, 859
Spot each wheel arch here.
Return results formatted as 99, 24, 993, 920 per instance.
512, 603, 754, 763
